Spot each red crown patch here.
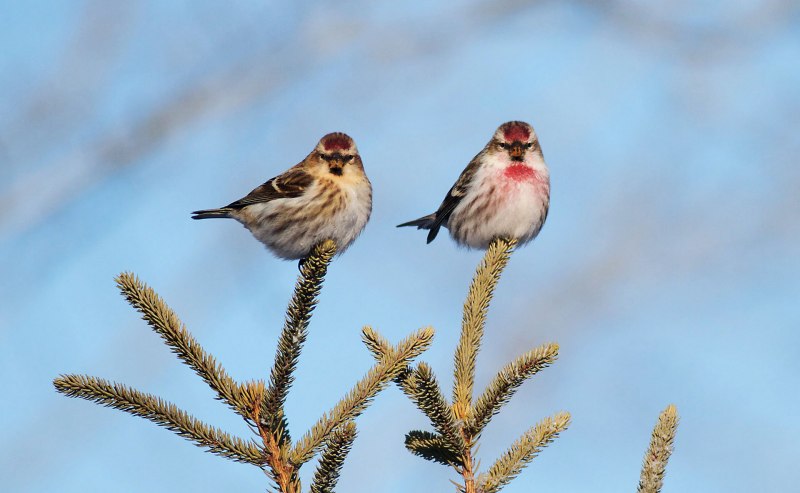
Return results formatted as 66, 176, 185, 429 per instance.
502, 123, 530, 142
322, 134, 352, 151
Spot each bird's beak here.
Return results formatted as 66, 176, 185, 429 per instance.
329, 158, 344, 175
509, 143, 524, 160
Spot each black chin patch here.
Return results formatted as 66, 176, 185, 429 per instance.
330, 167, 343, 176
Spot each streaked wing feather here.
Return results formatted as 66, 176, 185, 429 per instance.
226, 167, 312, 209
431, 157, 479, 229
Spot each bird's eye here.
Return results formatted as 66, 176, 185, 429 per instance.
524, 143, 532, 149
343, 155, 353, 162
499, 143, 510, 150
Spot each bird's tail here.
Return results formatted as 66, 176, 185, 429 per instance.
397, 213, 436, 230
191, 208, 232, 220
398, 213, 442, 243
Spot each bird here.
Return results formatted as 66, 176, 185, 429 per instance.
398, 121, 550, 249
192, 132, 372, 261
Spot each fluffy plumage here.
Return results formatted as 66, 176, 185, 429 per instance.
398, 121, 550, 249
192, 133, 372, 260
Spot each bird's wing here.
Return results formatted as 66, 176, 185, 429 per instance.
430, 157, 480, 229
225, 166, 313, 209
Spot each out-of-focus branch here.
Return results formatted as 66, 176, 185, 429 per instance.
637, 405, 679, 493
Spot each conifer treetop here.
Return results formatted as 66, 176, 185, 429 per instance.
54, 240, 433, 493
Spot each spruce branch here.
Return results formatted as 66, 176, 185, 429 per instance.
479, 412, 571, 493
115, 272, 246, 416
405, 430, 464, 467
637, 404, 679, 493
53, 374, 267, 466
393, 240, 572, 493
468, 343, 559, 437
363, 328, 466, 460
310, 422, 357, 493
290, 326, 435, 465
238, 379, 268, 415
362, 325, 415, 395
56, 240, 436, 492
361, 325, 392, 360
453, 237, 517, 417
248, 381, 298, 493
408, 363, 465, 451
262, 240, 337, 441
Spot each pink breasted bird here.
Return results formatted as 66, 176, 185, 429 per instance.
192, 133, 372, 261
398, 121, 549, 249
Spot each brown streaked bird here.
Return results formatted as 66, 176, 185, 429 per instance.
192, 133, 372, 261
398, 121, 550, 249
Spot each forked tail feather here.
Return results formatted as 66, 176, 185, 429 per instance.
191, 208, 232, 220
397, 213, 441, 243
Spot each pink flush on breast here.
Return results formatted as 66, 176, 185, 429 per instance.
503, 163, 536, 182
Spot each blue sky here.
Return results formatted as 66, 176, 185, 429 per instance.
1, 1, 798, 492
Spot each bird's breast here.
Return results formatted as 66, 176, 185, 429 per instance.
487, 164, 547, 195
503, 163, 536, 182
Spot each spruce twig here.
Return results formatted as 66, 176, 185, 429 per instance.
637, 405, 679, 493
468, 343, 559, 437
310, 422, 357, 493
363, 324, 457, 472
290, 327, 434, 465
408, 363, 464, 450
262, 240, 337, 441
478, 412, 571, 493
362, 325, 415, 394
405, 430, 463, 467
115, 272, 246, 416
453, 237, 517, 418
361, 325, 392, 360
53, 374, 266, 466
379, 238, 568, 493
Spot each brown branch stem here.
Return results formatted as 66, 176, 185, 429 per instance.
462, 449, 477, 493
252, 394, 297, 493
458, 426, 477, 493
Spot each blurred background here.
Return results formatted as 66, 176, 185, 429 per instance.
2, 1, 798, 492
